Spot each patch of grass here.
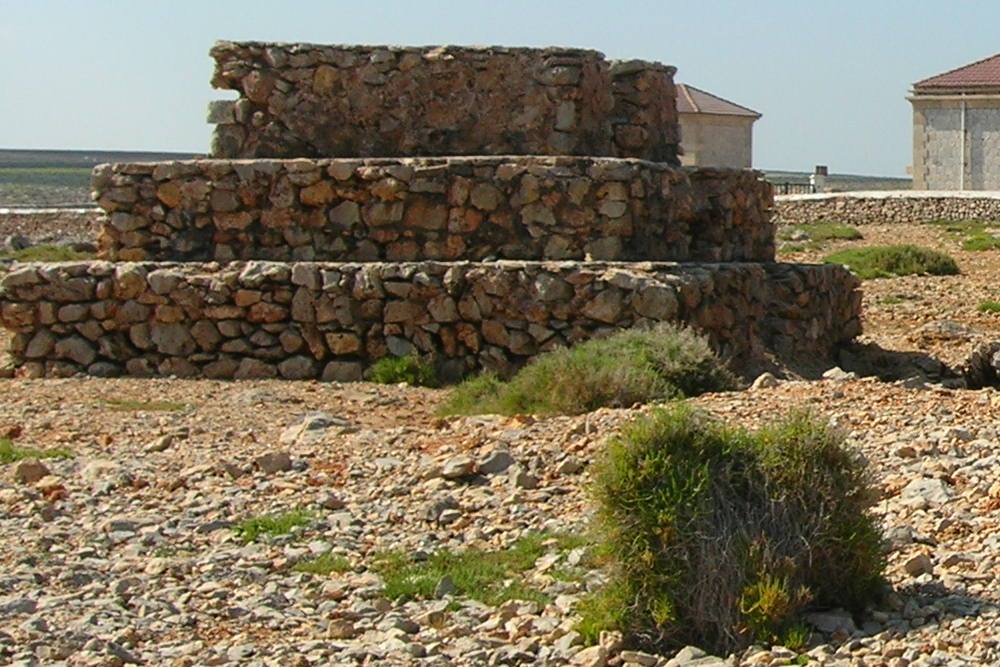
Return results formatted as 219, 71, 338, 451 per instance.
440, 324, 737, 417
373, 533, 556, 607
0, 438, 74, 464
233, 509, 314, 543
778, 223, 863, 243
293, 551, 352, 576
962, 232, 1000, 251
779, 243, 808, 254
927, 219, 1000, 251
0, 166, 92, 187
101, 399, 187, 412
583, 404, 885, 654
367, 354, 438, 387
0, 244, 95, 263
824, 245, 959, 280
978, 300, 1000, 314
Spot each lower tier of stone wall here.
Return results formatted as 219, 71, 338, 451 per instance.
93, 157, 773, 264
0, 260, 860, 380
775, 191, 1000, 225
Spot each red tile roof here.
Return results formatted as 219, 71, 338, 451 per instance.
676, 83, 761, 118
914, 53, 1000, 92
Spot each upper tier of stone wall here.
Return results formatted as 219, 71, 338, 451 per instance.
93, 157, 774, 264
774, 191, 1000, 225
0, 260, 860, 381
209, 42, 679, 163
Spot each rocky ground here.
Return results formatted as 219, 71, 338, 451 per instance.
0, 210, 100, 250
0, 216, 999, 666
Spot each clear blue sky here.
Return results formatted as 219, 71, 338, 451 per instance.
2, 0, 998, 176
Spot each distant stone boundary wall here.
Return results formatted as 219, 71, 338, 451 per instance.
774, 191, 1000, 225
209, 42, 679, 163
93, 157, 774, 264
0, 260, 859, 380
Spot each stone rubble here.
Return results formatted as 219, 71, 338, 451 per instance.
0, 375, 997, 666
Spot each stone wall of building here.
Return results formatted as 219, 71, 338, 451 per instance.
774, 191, 1000, 225
93, 157, 774, 264
0, 260, 859, 380
208, 42, 680, 163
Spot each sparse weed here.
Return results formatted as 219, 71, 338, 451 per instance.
233, 509, 314, 543
0, 438, 73, 464
101, 399, 187, 412
293, 551, 351, 576
367, 354, 438, 387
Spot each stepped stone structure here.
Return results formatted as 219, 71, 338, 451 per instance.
0, 42, 862, 380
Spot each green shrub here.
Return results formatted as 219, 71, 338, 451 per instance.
824, 245, 959, 279
233, 509, 314, 543
978, 300, 1000, 314
440, 324, 736, 416
0, 438, 74, 464
368, 354, 438, 387
583, 404, 885, 654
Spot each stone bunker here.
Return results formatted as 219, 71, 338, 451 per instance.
0, 42, 861, 380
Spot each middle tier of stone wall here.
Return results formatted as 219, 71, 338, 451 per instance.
93, 157, 774, 264
1, 260, 860, 381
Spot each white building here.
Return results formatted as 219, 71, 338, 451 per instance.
910, 53, 1000, 190
676, 84, 761, 169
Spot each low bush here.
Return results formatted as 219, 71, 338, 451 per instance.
367, 354, 438, 387
582, 404, 885, 654
824, 245, 959, 279
440, 324, 736, 416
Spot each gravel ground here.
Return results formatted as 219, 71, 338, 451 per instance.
0, 220, 999, 666
0, 211, 100, 247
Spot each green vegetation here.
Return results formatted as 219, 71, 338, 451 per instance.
373, 532, 584, 607
440, 324, 737, 417
0, 167, 92, 188
581, 404, 885, 654
293, 551, 352, 576
367, 354, 438, 387
101, 399, 188, 412
824, 245, 959, 279
978, 300, 1000, 314
0, 438, 74, 464
0, 244, 96, 263
233, 509, 315, 543
778, 222, 863, 243
927, 219, 1000, 251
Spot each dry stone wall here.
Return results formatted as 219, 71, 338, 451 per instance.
0, 40, 864, 380
209, 42, 680, 163
0, 260, 860, 380
775, 192, 1000, 225
93, 157, 774, 264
